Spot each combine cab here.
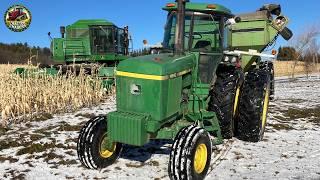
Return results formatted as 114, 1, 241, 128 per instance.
51, 19, 130, 88
52, 19, 129, 64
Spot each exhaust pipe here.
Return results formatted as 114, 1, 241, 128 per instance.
60, 26, 65, 38
174, 0, 188, 55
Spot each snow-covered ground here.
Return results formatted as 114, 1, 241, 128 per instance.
209, 76, 320, 180
0, 76, 319, 180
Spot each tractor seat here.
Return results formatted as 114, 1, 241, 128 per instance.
194, 40, 211, 51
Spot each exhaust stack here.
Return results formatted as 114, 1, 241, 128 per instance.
60, 26, 65, 38
174, 0, 188, 55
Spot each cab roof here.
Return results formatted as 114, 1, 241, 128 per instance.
67, 19, 114, 29
163, 2, 233, 17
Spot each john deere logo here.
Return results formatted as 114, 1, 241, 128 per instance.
4, 5, 32, 32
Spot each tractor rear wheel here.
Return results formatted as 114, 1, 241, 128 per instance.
236, 69, 271, 142
168, 125, 212, 180
208, 66, 243, 139
260, 61, 275, 99
268, 62, 275, 99
77, 116, 122, 169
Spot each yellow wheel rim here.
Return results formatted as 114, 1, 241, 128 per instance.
233, 87, 241, 116
261, 88, 270, 129
99, 133, 116, 158
194, 143, 208, 174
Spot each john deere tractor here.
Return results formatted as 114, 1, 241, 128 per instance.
16, 19, 130, 89
77, 1, 292, 179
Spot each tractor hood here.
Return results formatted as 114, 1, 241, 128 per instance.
116, 53, 195, 76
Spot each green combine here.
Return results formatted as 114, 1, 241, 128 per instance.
77, 1, 292, 179
16, 19, 130, 88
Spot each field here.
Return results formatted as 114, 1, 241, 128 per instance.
274, 60, 320, 77
0, 64, 105, 126
0, 66, 319, 179
0, 61, 318, 126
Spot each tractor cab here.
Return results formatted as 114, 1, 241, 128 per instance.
163, 3, 234, 84
163, 4, 233, 53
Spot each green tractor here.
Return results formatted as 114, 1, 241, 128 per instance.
77, 1, 292, 179
16, 19, 130, 89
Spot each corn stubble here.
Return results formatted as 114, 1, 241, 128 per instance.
0, 64, 106, 126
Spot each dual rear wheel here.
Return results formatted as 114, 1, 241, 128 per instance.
209, 66, 271, 142
208, 66, 243, 139
236, 69, 271, 142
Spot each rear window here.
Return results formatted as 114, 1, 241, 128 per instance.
67, 29, 89, 38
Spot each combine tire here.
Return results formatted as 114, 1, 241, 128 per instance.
77, 116, 122, 169
208, 66, 243, 139
236, 69, 271, 142
168, 125, 212, 180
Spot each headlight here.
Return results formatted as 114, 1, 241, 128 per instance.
150, 49, 158, 55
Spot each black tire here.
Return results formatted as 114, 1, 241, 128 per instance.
77, 116, 122, 169
236, 69, 271, 142
208, 66, 244, 139
259, 62, 275, 99
269, 63, 275, 99
168, 125, 212, 180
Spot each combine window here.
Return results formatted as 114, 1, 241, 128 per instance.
116, 28, 126, 55
90, 26, 114, 54
67, 29, 89, 38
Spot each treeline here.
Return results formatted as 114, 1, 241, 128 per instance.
277, 46, 320, 61
0, 42, 53, 64
130, 48, 150, 57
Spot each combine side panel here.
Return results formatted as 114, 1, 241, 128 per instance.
64, 38, 91, 62
52, 38, 65, 62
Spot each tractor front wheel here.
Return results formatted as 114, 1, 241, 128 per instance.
77, 116, 122, 169
168, 125, 212, 180
236, 69, 271, 142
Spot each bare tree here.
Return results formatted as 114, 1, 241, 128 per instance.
289, 24, 320, 78
306, 39, 320, 78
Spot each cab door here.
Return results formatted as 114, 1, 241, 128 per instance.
89, 26, 114, 55
190, 13, 225, 84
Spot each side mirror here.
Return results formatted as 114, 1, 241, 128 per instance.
235, 17, 241, 23
48, 32, 52, 41
225, 18, 237, 27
